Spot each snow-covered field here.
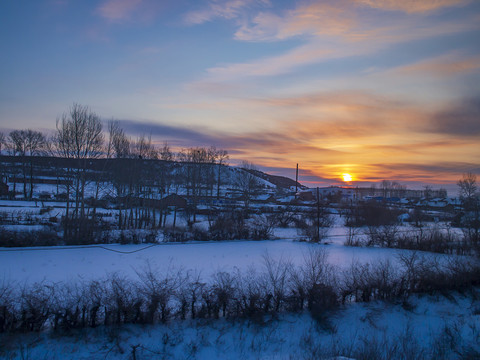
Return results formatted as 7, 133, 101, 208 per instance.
0, 239, 449, 285
1, 199, 478, 359
0, 212, 458, 284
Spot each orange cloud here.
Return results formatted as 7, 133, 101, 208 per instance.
119, 87, 479, 185
389, 53, 480, 77
235, 1, 357, 41
193, 2, 479, 82
228, 92, 478, 183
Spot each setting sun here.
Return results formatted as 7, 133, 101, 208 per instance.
342, 173, 353, 182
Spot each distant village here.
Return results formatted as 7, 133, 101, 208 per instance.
0, 155, 458, 213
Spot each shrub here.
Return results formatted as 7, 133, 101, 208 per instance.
296, 208, 333, 242
0, 227, 61, 247
0, 248, 479, 335
349, 201, 401, 227
162, 228, 195, 242
208, 210, 248, 240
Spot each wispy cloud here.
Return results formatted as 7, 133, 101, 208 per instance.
192, 1, 480, 82
116, 118, 342, 157
372, 162, 480, 180
96, 0, 165, 23
205, 42, 333, 79
388, 52, 480, 77
355, 0, 471, 14
184, 0, 271, 25
234, 1, 358, 41
234, 0, 478, 42
97, 0, 142, 22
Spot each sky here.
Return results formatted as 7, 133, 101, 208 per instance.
1, 0, 479, 190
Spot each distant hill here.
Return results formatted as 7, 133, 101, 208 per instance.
0, 155, 304, 192
243, 168, 305, 190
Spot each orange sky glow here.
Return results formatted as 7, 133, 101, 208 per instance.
1, 0, 479, 190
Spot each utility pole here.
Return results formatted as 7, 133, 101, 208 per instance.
295, 163, 299, 197
316, 187, 320, 242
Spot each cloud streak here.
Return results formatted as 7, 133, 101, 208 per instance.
184, 0, 271, 25
96, 0, 166, 23
112, 90, 480, 184
355, 0, 471, 14
192, 1, 480, 83
432, 97, 480, 136
97, 0, 142, 21
387, 52, 480, 77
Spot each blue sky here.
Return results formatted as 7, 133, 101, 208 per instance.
1, 0, 479, 188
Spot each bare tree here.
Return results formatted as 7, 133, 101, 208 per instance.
235, 161, 261, 215
54, 103, 104, 242
131, 134, 157, 159
107, 120, 132, 228
457, 172, 479, 247
0, 132, 5, 153
424, 185, 433, 200
458, 172, 477, 206
214, 148, 229, 199
8, 129, 46, 199
107, 120, 130, 159
299, 201, 333, 242
0, 132, 7, 185
177, 147, 213, 225
159, 141, 174, 161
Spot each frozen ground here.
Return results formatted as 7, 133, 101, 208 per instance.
0, 209, 458, 284
1, 291, 479, 359
0, 239, 450, 285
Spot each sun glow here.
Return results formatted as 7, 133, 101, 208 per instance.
342, 173, 353, 182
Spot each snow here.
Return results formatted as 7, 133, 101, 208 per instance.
0, 197, 477, 359
0, 239, 451, 285
1, 291, 478, 359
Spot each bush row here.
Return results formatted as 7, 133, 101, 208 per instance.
0, 227, 61, 247
0, 249, 478, 333
347, 225, 478, 255
0, 211, 280, 246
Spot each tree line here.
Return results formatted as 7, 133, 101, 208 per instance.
0, 104, 236, 243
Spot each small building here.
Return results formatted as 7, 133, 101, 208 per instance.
55, 193, 69, 201
252, 194, 276, 204
0, 182, 8, 197
160, 194, 187, 209
38, 192, 52, 201
297, 191, 315, 202
310, 186, 359, 201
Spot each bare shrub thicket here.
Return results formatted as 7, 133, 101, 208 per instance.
297, 205, 333, 242
208, 211, 275, 240
395, 226, 462, 254
274, 206, 298, 228
345, 200, 400, 227
0, 249, 479, 334
208, 210, 248, 240
365, 224, 400, 247
358, 225, 470, 255
0, 226, 61, 247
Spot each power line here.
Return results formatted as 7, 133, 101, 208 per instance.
0, 244, 159, 254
